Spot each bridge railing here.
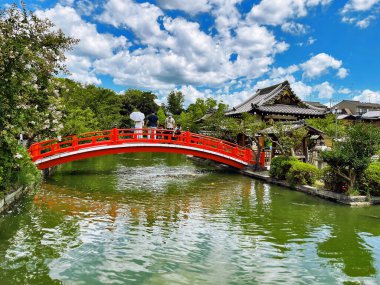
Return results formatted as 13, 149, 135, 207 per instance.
29, 128, 259, 165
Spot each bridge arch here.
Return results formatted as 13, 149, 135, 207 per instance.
29, 128, 262, 170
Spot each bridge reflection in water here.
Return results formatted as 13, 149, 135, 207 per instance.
1, 153, 380, 284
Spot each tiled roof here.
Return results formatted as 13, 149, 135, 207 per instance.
362, 111, 380, 119
334, 100, 380, 109
225, 81, 286, 116
225, 80, 326, 116
257, 105, 325, 116
304, 101, 328, 109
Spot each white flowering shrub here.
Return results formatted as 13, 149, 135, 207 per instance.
0, 4, 77, 192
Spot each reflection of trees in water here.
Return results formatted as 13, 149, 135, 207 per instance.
0, 197, 80, 284
36, 152, 380, 282
232, 180, 380, 280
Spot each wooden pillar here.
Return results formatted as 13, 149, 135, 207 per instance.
302, 137, 308, 163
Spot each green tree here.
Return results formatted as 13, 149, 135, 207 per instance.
157, 107, 166, 126
188, 99, 228, 132
62, 107, 99, 135
167, 91, 184, 115
58, 78, 122, 133
120, 89, 158, 126
306, 114, 346, 139
321, 123, 380, 190
0, 4, 77, 141
266, 122, 308, 157
0, 4, 76, 191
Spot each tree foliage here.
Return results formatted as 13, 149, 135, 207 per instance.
0, 4, 77, 140
167, 90, 184, 115
306, 114, 346, 138
120, 89, 158, 127
0, 3, 76, 191
58, 78, 121, 134
321, 123, 380, 190
267, 122, 308, 157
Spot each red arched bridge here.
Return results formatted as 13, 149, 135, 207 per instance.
28, 128, 264, 170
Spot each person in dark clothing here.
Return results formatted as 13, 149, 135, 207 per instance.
146, 113, 159, 139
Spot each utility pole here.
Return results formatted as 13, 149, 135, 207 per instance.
335, 107, 338, 141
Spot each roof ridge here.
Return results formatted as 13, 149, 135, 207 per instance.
256, 84, 288, 107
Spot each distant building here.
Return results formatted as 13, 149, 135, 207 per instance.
225, 81, 326, 122
361, 110, 380, 127
332, 100, 380, 115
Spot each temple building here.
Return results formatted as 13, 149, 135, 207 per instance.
225, 81, 326, 122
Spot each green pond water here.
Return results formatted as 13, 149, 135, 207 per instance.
1, 153, 380, 285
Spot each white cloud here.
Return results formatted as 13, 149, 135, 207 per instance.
337, 68, 349, 78
300, 53, 343, 78
342, 0, 380, 13
338, 88, 351, 94
36, 4, 128, 85
98, 0, 168, 46
157, 0, 212, 15
94, 1, 287, 91
353, 89, 380, 103
292, 81, 313, 99
210, 0, 243, 36
65, 54, 101, 85
247, 0, 332, 26
356, 15, 376, 28
281, 22, 308, 35
314, 81, 335, 98
341, 0, 379, 28
296, 36, 316, 47
178, 85, 207, 105
36, 5, 128, 58
307, 37, 317, 45
270, 65, 299, 78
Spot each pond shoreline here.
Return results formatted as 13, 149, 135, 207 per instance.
187, 155, 380, 206
0, 186, 30, 215
241, 169, 380, 206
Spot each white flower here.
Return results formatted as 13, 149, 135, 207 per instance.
14, 153, 23, 159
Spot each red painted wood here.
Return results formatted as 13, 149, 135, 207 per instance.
29, 128, 256, 170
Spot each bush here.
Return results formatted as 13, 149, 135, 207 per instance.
286, 161, 319, 186
321, 166, 349, 193
269, 156, 298, 180
361, 162, 380, 196
0, 135, 41, 193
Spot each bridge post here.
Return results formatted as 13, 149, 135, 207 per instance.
245, 148, 252, 163
259, 151, 265, 168
72, 135, 78, 150
112, 128, 119, 144
30, 144, 40, 161
185, 131, 190, 144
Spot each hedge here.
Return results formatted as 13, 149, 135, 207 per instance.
361, 161, 380, 196
269, 156, 298, 180
321, 166, 349, 193
286, 161, 319, 186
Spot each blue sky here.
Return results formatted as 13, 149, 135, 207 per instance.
2, 0, 380, 107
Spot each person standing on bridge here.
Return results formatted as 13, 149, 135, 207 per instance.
146, 112, 158, 139
130, 111, 145, 139
165, 114, 175, 130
